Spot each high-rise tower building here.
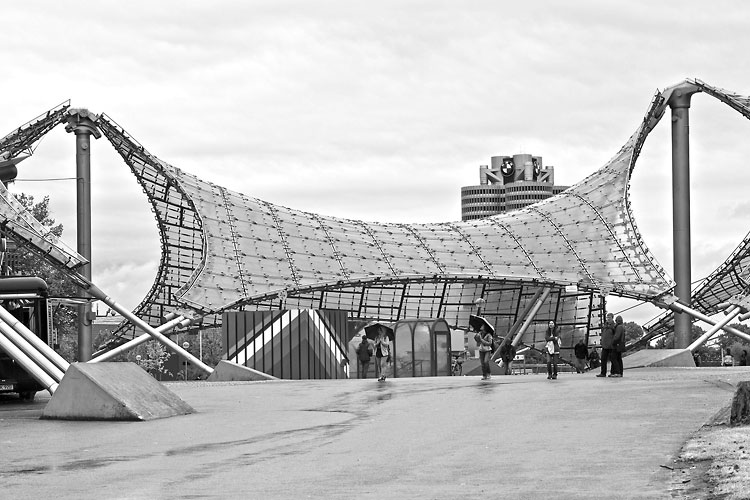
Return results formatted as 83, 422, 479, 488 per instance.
460, 153, 569, 221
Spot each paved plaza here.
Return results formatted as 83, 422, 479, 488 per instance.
1, 366, 749, 499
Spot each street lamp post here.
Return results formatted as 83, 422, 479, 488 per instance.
182, 341, 190, 381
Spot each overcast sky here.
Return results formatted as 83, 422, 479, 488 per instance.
3, 0, 750, 327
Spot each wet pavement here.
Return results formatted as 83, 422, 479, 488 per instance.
1, 366, 749, 499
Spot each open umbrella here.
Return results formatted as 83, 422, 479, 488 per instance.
469, 314, 495, 334
364, 321, 395, 341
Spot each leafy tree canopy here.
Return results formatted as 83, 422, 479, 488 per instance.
7, 192, 78, 361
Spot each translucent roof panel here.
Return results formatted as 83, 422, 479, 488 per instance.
0, 103, 87, 272
8, 78, 750, 348
94, 96, 687, 316
78, 79, 741, 328
0, 182, 87, 271
168, 120, 672, 313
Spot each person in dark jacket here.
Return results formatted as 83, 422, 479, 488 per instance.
356, 334, 373, 379
588, 348, 600, 369
573, 338, 588, 373
740, 350, 748, 367
597, 313, 615, 377
610, 315, 625, 377
499, 340, 517, 375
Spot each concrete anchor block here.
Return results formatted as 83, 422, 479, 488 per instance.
622, 349, 695, 369
206, 360, 278, 382
41, 362, 194, 421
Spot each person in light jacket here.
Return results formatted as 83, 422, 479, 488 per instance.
545, 321, 560, 380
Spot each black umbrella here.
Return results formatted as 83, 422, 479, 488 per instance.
364, 321, 395, 341
469, 314, 495, 334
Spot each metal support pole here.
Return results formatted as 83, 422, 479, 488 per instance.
65, 110, 101, 362
84, 281, 213, 374
667, 84, 700, 349
0, 305, 69, 374
511, 287, 552, 347
507, 287, 544, 342
687, 306, 741, 352
0, 319, 65, 382
490, 287, 544, 361
666, 299, 750, 344
90, 315, 190, 362
0, 329, 58, 394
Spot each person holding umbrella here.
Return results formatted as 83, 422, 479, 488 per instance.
470, 314, 495, 380
364, 322, 394, 381
374, 326, 392, 382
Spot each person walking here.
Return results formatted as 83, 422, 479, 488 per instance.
499, 339, 517, 375
476, 325, 494, 380
374, 326, 392, 381
610, 315, 625, 377
740, 350, 748, 367
545, 320, 560, 380
573, 338, 588, 374
597, 313, 615, 377
356, 334, 373, 379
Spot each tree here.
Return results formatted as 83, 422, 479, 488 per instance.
623, 321, 643, 344
123, 340, 173, 380
716, 323, 750, 363
654, 323, 706, 349
175, 327, 223, 380
650, 323, 727, 365
12, 194, 63, 237
7, 193, 80, 361
716, 323, 750, 352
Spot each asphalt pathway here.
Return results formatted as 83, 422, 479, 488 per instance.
1, 366, 749, 499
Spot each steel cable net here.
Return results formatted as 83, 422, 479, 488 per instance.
97, 105, 674, 323
0, 102, 87, 273
0, 182, 87, 271
9, 79, 750, 343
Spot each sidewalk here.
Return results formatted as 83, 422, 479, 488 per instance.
1, 366, 749, 499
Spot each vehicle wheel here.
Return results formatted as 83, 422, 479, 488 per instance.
19, 391, 35, 402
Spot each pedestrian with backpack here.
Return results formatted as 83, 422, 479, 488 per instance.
357, 334, 373, 378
